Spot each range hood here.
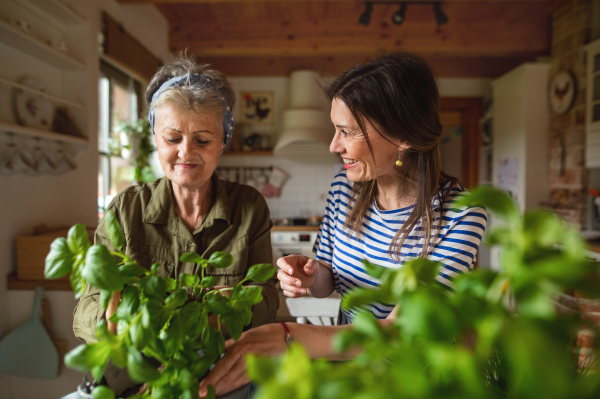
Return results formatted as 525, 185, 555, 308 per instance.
274, 70, 333, 153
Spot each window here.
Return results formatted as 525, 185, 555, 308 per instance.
98, 61, 143, 219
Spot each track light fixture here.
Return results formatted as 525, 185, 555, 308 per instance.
391, 2, 407, 25
358, 2, 373, 26
433, 2, 448, 26
358, 1, 448, 27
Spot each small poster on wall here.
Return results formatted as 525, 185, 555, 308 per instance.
241, 91, 274, 126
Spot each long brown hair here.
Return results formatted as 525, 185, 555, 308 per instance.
325, 52, 457, 260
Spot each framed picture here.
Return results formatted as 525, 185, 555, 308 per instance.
241, 91, 274, 126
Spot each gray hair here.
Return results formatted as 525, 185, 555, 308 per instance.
145, 54, 235, 127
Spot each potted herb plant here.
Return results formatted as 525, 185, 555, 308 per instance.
44, 211, 275, 399
117, 119, 155, 185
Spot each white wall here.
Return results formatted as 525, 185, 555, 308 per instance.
0, 1, 168, 397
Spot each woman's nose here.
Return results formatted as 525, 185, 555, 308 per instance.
329, 131, 342, 154
178, 138, 194, 158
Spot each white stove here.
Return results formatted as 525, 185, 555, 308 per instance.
271, 230, 319, 265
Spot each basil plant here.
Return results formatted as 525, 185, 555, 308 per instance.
44, 210, 275, 399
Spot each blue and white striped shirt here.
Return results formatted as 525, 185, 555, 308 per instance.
313, 171, 487, 325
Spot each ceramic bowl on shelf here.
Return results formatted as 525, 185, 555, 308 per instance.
14, 77, 54, 131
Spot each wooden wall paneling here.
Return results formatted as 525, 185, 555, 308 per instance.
102, 11, 162, 83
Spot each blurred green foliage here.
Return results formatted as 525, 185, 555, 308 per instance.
248, 187, 600, 399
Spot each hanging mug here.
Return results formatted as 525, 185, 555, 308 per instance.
0, 144, 36, 175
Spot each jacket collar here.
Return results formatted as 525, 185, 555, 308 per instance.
142, 175, 231, 228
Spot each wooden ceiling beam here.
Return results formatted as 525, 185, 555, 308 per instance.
197, 54, 539, 77
119, 0, 565, 3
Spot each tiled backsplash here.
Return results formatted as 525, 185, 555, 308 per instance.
218, 145, 342, 219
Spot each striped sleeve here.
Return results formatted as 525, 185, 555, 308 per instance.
430, 199, 487, 292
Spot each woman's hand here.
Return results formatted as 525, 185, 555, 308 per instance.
277, 255, 320, 298
105, 291, 121, 334
198, 323, 289, 397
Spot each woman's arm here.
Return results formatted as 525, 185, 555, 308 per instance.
199, 318, 396, 397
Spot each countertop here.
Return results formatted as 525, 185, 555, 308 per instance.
271, 225, 320, 232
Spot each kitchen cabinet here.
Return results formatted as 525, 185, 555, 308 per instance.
585, 38, 600, 168
0, 0, 89, 158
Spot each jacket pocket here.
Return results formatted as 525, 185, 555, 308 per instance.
126, 236, 175, 278
205, 234, 249, 277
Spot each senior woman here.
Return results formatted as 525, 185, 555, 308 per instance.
199, 52, 488, 397
73, 56, 278, 395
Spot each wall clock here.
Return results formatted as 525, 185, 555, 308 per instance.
549, 70, 577, 116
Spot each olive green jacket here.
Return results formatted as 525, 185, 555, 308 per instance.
73, 175, 278, 345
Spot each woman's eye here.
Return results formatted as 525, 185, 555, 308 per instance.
166, 137, 181, 144
341, 130, 350, 137
195, 139, 209, 145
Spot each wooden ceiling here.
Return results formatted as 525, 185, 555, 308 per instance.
117, 0, 568, 77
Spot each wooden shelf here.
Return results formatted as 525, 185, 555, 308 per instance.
222, 150, 273, 156
7, 272, 71, 291
0, 77, 86, 110
0, 20, 86, 70
27, 0, 86, 26
0, 121, 88, 145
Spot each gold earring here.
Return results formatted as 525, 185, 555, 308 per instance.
395, 149, 402, 166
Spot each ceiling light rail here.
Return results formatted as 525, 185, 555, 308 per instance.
358, 1, 448, 27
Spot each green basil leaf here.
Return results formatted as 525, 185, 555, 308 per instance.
44, 238, 75, 279
119, 263, 148, 278
95, 319, 117, 346
116, 285, 140, 321
201, 326, 220, 358
70, 264, 86, 298
163, 312, 185, 357
110, 342, 128, 368
223, 313, 243, 341
180, 273, 200, 287
165, 288, 188, 310
180, 252, 204, 264
191, 355, 217, 380
142, 300, 169, 334
233, 286, 263, 306
130, 319, 152, 351
99, 289, 112, 311
83, 245, 124, 291
139, 275, 167, 301
207, 294, 230, 315
208, 251, 234, 268
65, 342, 112, 372
127, 347, 161, 383
150, 262, 160, 275
92, 385, 115, 399
244, 263, 275, 283
165, 277, 178, 292
104, 210, 125, 250
206, 385, 216, 399
180, 302, 204, 340
66, 224, 91, 256
362, 259, 386, 279
193, 287, 202, 298
453, 186, 518, 223
200, 276, 217, 288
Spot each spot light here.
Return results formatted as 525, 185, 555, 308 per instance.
391, 2, 407, 25
359, 2, 373, 26
433, 2, 448, 27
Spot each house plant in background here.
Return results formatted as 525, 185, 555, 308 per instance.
44, 211, 275, 398
247, 187, 600, 399
117, 119, 155, 185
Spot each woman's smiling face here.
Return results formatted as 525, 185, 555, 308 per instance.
154, 103, 224, 190
329, 98, 401, 183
